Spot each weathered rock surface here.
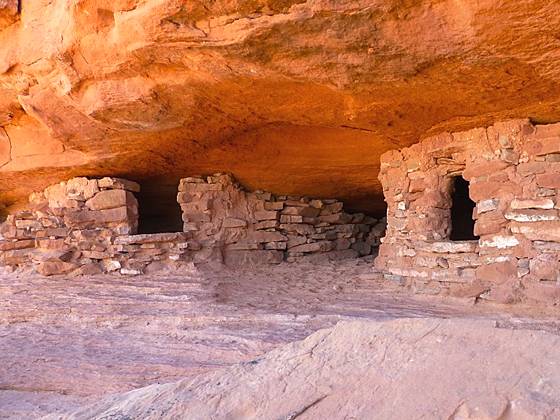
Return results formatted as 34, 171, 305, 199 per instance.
1, 1, 560, 217
0, 0, 18, 30
2, 260, 558, 418
60, 318, 560, 419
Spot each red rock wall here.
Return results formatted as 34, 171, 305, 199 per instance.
375, 119, 560, 304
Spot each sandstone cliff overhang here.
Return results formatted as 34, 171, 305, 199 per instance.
1, 1, 560, 218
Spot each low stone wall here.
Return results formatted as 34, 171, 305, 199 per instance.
375, 119, 560, 305
0, 177, 191, 276
0, 174, 385, 276
109, 232, 189, 275
178, 174, 385, 266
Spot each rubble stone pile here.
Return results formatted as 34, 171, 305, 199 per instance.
375, 119, 560, 305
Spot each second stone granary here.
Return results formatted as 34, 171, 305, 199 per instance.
375, 119, 560, 304
0, 174, 385, 276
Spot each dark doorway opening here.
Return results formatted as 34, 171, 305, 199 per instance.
136, 182, 183, 234
450, 176, 478, 241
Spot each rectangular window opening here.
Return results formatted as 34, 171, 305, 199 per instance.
450, 176, 479, 241
136, 182, 183, 234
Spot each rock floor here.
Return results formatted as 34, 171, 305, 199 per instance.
0, 258, 559, 418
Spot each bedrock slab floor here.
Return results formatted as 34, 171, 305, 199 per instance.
0, 259, 559, 418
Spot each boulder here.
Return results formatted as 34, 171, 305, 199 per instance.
64, 207, 131, 227
510, 198, 555, 210
475, 260, 518, 285
36, 260, 78, 276
511, 221, 560, 242
254, 211, 278, 221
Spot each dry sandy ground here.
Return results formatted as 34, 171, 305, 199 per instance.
0, 258, 559, 418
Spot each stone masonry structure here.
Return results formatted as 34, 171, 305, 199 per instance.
0, 174, 385, 276
375, 119, 560, 305
178, 174, 384, 266
0, 177, 189, 276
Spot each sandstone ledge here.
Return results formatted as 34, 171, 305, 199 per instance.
58, 318, 560, 419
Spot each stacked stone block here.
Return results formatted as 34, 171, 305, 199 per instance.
376, 119, 560, 304
0, 174, 385, 276
0, 177, 188, 276
178, 174, 385, 265
110, 232, 189, 275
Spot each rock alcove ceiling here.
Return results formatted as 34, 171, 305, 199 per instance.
1, 0, 560, 220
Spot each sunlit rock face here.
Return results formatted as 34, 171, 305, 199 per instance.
1, 1, 560, 219
0, 0, 17, 30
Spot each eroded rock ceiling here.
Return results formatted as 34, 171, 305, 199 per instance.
1, 0, 560, 217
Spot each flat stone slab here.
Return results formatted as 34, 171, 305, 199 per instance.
416, 240, 479, 254
113, 232, 189, 245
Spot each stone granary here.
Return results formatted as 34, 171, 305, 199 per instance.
0, 174, 385, 276
375, 119, 560, 305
